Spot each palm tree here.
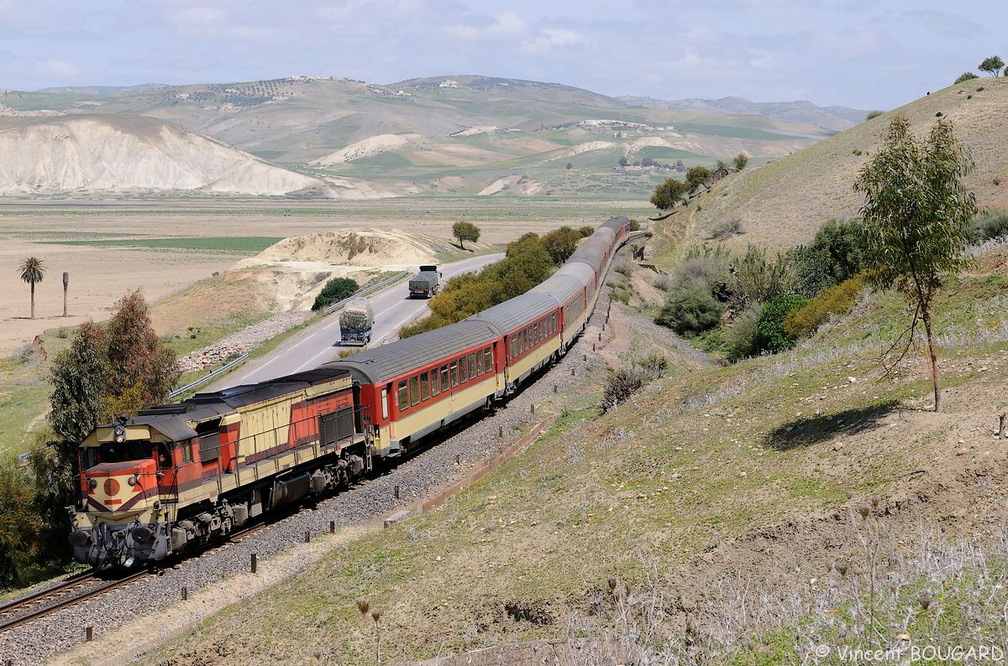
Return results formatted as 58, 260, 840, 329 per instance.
18, 256, 46, 319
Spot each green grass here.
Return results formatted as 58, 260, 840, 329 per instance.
41, 237, 282, 253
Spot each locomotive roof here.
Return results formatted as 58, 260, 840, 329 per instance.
468, 292, 560, 334
324, 320, 499, 385
133, 367, 353, 429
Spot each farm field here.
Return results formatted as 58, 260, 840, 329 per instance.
0, 198, 654, 358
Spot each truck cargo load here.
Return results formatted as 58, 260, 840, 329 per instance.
339, 298, 374, 346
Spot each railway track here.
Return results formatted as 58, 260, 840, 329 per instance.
0, 518, 278, 637
0, 570, 148, 633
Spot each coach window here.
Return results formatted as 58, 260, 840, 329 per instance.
459, 356, 468, 383
410, 376, 420, 406
431, 369, 440, 397
468, 353, 476, 379
484, 348, 493, 371
441, 365, 450, 392
398, 381, 409, 412
420, 372, 430, 401
450, 361, 458, 387
476, 350, 483, 376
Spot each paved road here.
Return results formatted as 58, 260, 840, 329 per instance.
213, 253, 504, 388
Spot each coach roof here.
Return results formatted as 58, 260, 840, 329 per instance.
324, 320, 499, 385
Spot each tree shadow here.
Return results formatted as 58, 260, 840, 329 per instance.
762, 400, 901, 451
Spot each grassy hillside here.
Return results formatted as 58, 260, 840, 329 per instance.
93, 242, 1008, 665
682, 78, 1008, 249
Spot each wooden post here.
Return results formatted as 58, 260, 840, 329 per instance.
85, 626, 93, 642
181, 587, 188, 601
62, 271, 69, 317
305, 530, 311, 543
251, 553, 257, 573
999, 412, 1006, 439
394, 485, 400, 500
330, 520, 336, 534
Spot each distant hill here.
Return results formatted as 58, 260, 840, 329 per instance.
620, 95, 867, 133
680, 78, 1008, 249
0, 75, 877, 200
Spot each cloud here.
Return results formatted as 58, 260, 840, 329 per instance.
443, 11, 528, 41
173, 6, 227, 25
520, 28, 594, 55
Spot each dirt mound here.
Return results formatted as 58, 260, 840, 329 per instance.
243, 228, 441, 268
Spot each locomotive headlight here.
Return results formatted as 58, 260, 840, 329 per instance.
113, 424, 127, 444
88, 477, 97, 490
127, 475, 138, 487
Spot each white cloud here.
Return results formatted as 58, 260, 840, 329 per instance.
174, 6, 227, 25
443, 11, 528, 41
520, 28, 593, 55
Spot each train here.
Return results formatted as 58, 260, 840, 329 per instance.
68, 217, 632, 570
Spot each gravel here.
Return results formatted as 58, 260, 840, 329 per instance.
1, 266, 627, 666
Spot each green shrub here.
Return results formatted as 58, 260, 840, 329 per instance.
784, 274, 865, 339
312, 277, 359, 311
865, 110, 884, 121
726, 303, 762, 362
655, 282, 724, 335
752, 294, 808, 355
969, 210, 1008, 243
789, 219, 866, 297
729, 245, 795, 309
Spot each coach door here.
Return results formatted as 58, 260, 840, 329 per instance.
381, 385, 390, 420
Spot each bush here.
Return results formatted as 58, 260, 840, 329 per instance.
600, 354, 666, 412
729, 245, 795, 309
655, 282, 724, 335
969, 210, 1008, 243
707, 218, 744, 241
865, 110, 884, 121
752, 294, 808, 355
784, 274, 865, 339
725, 303, 762, 362
954, 72, 979, 84
789, 219, 866, 297
312, 277, 359, 311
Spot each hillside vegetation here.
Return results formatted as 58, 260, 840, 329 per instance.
679, 77, 1008, 250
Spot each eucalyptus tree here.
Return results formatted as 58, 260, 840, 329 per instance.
854, 116, 977, 412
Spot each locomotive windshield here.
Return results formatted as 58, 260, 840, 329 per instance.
82, 440, 154, 468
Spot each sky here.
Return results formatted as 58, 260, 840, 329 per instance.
0, 0, 1003, 110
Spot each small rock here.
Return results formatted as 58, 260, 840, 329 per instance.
833, 442, 844, 451
847, 376, 857, 383
955, 447, 969, 456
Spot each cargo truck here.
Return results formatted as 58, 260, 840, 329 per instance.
408, 265, 441, 298
338, 298, 374, 346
